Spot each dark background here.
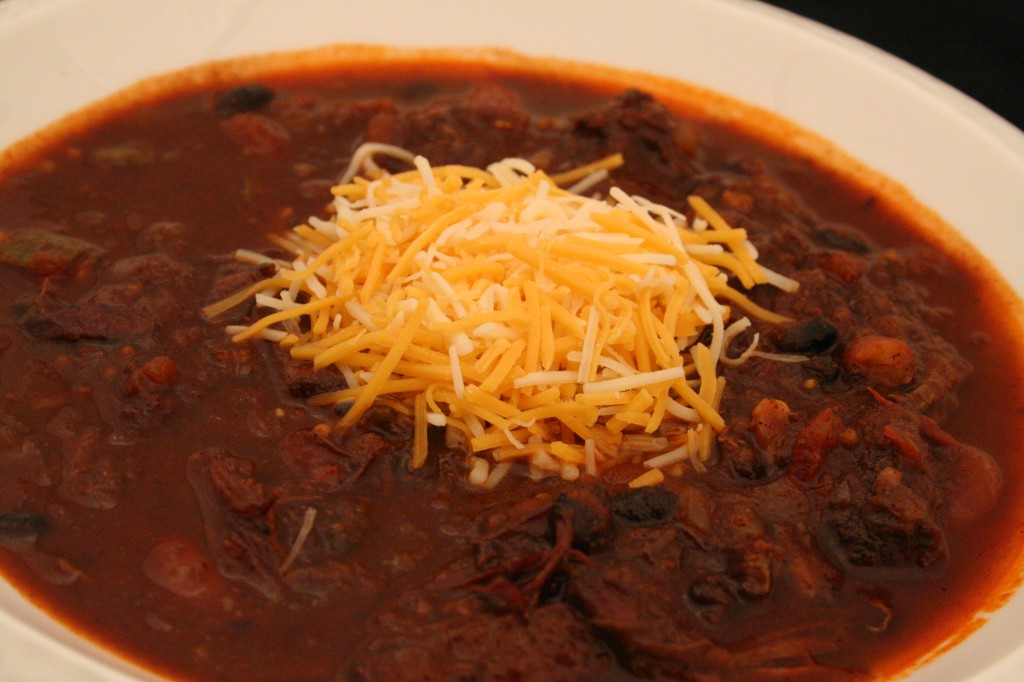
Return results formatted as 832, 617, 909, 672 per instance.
760, 0, 1024, 131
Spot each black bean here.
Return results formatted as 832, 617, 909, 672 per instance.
365, 404, 413, 440
215, 84, 276, 118
775, 316, 838, 355
815, 225, 870, 254
0, 512, 50, 540
694, 325, 715, 348
610, 486, 678, 526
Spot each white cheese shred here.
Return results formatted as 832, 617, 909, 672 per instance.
279, 507, 317, 574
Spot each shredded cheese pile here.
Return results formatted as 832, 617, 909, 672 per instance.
205, 143, 800, 488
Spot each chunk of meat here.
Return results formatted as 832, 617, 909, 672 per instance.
718, 431, 771, 480
204, 449, 268, 517
278, 429, 380, 488
566, 90, 700, 208
187, 449, 281, 600
187, 447, 381, 603
365, 84, 532, 169
281, 360, 348, 399
898, 335, 972, 414
59, 427, 121, 510
553, 478, 612, 552
716, 399, 794, 477
817, 250, 869, 283
568, 563, 726, 678
610, 486, 679, 526
823, 466, 947, 575
467, 493, 582, 612
270, 492, 376, 600
23, 300, 155, 341
353, 602, 613, 682
583, 551, 863, 679
136, 220, 190, 254
22, 253, 192, 341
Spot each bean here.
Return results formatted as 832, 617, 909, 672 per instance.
775, 316, 838, 355
611, 486, 678, 526
215, 84, 275, 118
0, 512, 50, 540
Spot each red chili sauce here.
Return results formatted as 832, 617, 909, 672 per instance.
0, 57, 1023, 681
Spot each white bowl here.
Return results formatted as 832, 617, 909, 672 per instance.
1, 0, 1023, 680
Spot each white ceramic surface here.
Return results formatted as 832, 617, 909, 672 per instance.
1, 0, 1023, 680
